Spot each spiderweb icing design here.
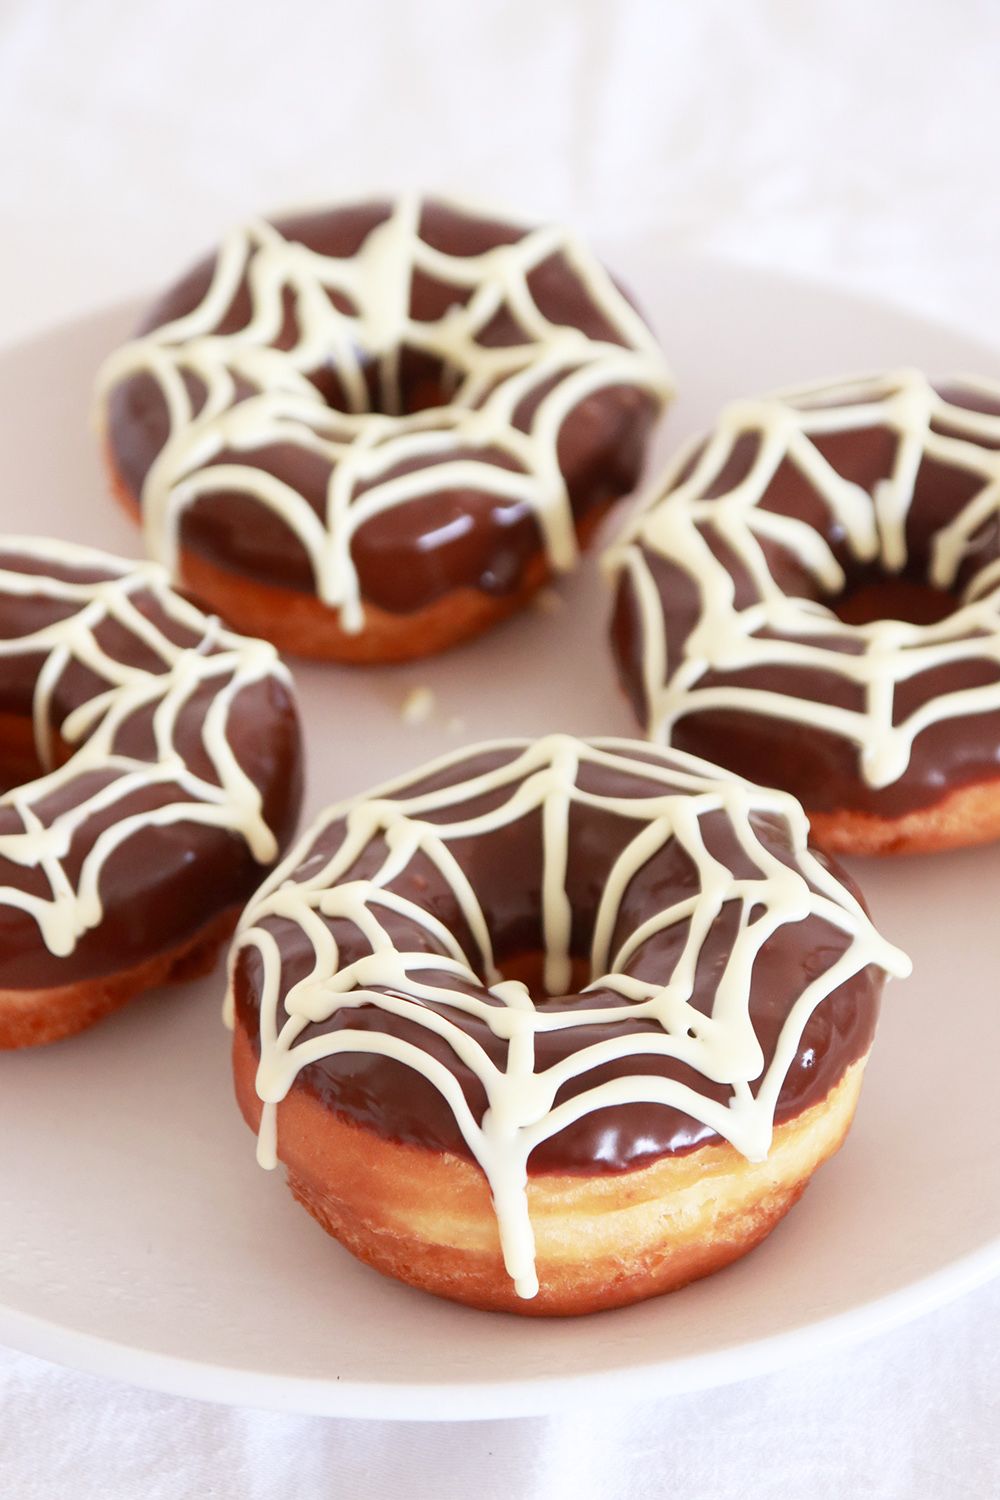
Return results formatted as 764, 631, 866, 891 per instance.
97, 198, 673, 632
0, 538, 288, 958
608, 369, 1000, 788
229, 734, 908, 1299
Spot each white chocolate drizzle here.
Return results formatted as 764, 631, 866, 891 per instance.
96, 197, 673, 633
607, 369, 1000, 788
228, 734, 909, 1299
0, 537, 291, 958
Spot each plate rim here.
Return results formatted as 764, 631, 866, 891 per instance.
3, 1238, 999, 1420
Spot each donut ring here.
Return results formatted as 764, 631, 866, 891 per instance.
609, 370, 1000, 854
227, 735, 908, 1314
98, 197, 672, 663
0, 537, 302, 1048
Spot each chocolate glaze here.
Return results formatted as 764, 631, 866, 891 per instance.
0, 546, 303, 990
611, 380, 1000, 817
106, 201, 661, 611
233, 744, 884, 1176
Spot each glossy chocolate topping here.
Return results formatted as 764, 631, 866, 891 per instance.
0, 540, 302, 990
102, 199, 670, 622
609, 372, 1000, 817
231, 738, 897, 1177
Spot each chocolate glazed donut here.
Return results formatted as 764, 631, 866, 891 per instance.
0, 538, 302, 1048
608, 370, 1000, 854
227, 735, 908, 1314
98, 197, 672, 662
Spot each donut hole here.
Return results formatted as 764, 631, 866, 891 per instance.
424, 785, 734, 1006
830, 571, 958, 627
742, 408, 1000, 628
758, 524, 975, 629
309, 346, 461, 419
493, 950, 592, 1000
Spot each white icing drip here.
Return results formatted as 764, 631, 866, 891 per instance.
0, 537, 291, 958
228, 734, 909, 1299
96, 198, 672, 632
606, 369, 1000, 788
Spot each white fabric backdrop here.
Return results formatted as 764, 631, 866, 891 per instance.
3, 0, 1000, 344
2, 1, 999, 1494
2, 1283, 999, 1497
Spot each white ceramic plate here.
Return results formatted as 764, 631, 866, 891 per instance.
1, 252, 999, 1421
